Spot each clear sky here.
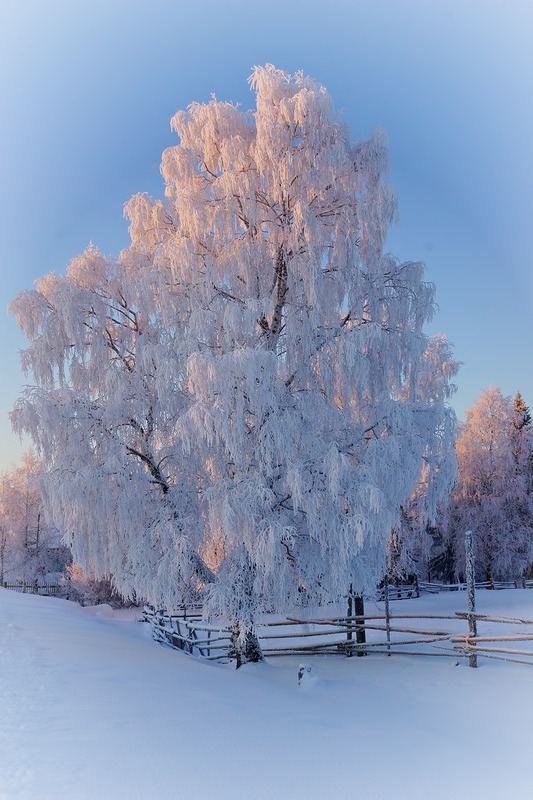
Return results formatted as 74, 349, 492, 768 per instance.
1, 0, 532, 471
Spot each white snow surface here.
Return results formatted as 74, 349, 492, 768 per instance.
1, 587, 532, 800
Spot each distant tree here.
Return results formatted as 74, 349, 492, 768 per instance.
0, 475, 15, 584
11, 65, 457, 656
0, 452, 69, 583
513, 391, 532, 431
511, 391, 533, 558
445, 387, 533, 581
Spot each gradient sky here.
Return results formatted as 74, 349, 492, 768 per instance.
1, 0, 532, 471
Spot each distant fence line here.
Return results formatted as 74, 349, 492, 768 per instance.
380, 578, 533, 600
3, 577, 531, 604
378, 581, 419, 601
2, 581, 61, 597
419, 579, 531, 593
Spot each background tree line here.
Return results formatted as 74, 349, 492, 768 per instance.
390, 388, 533, 585
3, 387, 530, 595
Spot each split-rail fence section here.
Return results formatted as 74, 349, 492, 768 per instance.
144, 578, 533, 668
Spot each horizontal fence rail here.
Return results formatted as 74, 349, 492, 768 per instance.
448, 611, 533, 666
2, 581, 61, 596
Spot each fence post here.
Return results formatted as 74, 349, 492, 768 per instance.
346, 585, 353, 657
383, 573, 391, 656
354, 594, 366, 656
465, 530, 477, 668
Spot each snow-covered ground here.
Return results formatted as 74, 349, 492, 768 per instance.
1, 587, 532, 800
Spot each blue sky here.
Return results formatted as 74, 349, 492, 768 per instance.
1, 0, 532, 471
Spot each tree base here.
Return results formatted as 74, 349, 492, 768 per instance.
230, 627, 264, 668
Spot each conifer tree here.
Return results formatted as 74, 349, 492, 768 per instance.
513, 391, 532, 431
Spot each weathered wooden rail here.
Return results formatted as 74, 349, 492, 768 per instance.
143, 606, 233, 661
448, 611, 533, 666
255, 613, 453, 658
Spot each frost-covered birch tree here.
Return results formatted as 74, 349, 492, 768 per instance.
11, 65, 457, 646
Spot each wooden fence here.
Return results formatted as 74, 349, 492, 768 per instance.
143, 606, 233, 661
2, 581, 61, 597
145, 591, 533, 668
450, 610, 533, 666
255, 612, 449, 658
377, 581, 419, 601
5, 576, 533, 668
375, 577, 526, 600
420, 579, 524, 593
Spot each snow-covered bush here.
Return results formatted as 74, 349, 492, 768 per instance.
59, 563, 131, 608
